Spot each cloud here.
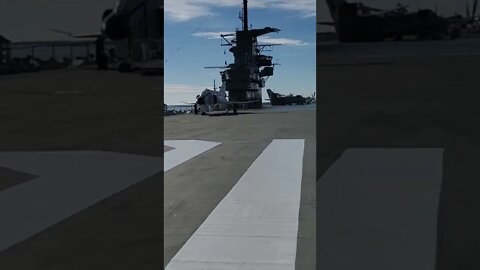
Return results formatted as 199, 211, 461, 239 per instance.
192, 31, 235, 39
258, 36, 310, 46
164, 1, 215, 22
165, 83, 213, 104
192, 32, 310, 46
273, 1, 317, 18
165, 0, 315, 22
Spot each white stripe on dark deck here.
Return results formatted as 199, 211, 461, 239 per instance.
166, 139, 305, 270
0, 151, 162, 252
164, 140, 220, 172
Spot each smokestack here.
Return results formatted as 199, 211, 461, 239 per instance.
243, 0, 248, 31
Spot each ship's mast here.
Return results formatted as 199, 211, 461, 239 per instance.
205, 0, 280, 109
243, 0, 248, 31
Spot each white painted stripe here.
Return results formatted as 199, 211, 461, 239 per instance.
164, 140, 220, 172
318, 148, 444, 270
0, 151, 162, 252
166, 139, 305, 270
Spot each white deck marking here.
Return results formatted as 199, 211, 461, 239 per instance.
164, 140, 220, 172
166, 139, 305, 270
318, 148, 444, 270
0, 151, 162, 252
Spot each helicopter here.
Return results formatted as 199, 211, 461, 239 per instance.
50, 0, 162, 72
183, 79, 257, 116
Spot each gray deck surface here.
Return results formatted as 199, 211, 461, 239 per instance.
0, 69, 163, 270
164, 107, 316, 270
318, 39, 480, 269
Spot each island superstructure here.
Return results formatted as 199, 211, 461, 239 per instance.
209, 0, 281, 109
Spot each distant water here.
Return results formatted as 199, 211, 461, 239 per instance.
165, 103, 317, 114
164, 88, 308, 107
318, 37, 480, 58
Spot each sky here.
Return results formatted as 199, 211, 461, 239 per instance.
164, 0, 316, 105
1, 0, 471, 105
0, 0, 468, 40
0, 0, 118, 42
318, 0, 476, 32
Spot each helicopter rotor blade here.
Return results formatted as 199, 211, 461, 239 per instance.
467, 1, 472, 19
473, 0, 478, 20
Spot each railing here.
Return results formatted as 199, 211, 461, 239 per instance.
166, 105, 195, 113
0, 41, 97, 75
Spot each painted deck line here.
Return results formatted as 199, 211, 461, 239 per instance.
166, 139, 305, 270
164, 140, 220, 172
318, 148, 444, 270
0, 151, 162, 252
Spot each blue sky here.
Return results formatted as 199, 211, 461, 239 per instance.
164, 0, 316, 105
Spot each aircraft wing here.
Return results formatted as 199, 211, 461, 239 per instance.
180, 101, 196, 105
70, 33, 103, 38
318, 22, 336, 26
49, 28, 102, 38
228, 101, 259, 105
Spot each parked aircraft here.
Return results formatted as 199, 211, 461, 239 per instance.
50, 0, 162, 72
320, 0, 457, 42
182, 80, 256, 116
266, 89, 308, 106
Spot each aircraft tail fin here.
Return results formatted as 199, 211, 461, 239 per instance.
325, 0, 347, 22
266, 89, 274, 99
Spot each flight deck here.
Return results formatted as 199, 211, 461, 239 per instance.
317, 38, 480, 269
164, 107, 316, 270
0, 69, 163, 269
